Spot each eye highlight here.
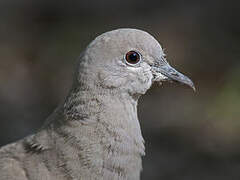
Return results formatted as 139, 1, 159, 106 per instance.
125, 51, 141, 65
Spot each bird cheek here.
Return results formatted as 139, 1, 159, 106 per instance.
139, 63, 153, 84
136, 68, 153, 92
98, 71, 125, 89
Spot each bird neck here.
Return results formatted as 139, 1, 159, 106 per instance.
34, 83, 145, 179
61, 84, 145, 151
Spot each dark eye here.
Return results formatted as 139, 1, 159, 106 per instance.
125, 51, 141, 65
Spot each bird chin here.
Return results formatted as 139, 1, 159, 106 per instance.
152, 73, 170, 86
152, 73, 168, 81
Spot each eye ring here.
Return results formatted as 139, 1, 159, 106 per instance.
125, 51, 141, 66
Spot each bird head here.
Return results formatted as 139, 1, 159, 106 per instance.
78, 28, 195, 98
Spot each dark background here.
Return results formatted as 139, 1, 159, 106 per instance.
0, 0, 240, 179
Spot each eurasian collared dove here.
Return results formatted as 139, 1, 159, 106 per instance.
0, 28, 195, 180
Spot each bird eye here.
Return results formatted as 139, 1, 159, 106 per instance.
125, 51, 141, 65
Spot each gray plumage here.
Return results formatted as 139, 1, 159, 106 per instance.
0, 28, 194, 180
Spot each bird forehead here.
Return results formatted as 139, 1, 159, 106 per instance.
94, 29, 163, 55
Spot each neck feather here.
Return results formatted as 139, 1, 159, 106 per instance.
31, 79, 145, 179
62, 82, 145, 150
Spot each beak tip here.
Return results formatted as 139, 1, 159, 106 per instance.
187, 80, 196, 92
190, 84, 196, 92
185, 78, 196, 92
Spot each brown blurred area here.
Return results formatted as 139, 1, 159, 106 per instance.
0, 0, 240, 179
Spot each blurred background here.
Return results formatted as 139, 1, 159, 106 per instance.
0, 0, 239, 179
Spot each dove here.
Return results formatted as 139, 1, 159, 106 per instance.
0, 28, 194, 180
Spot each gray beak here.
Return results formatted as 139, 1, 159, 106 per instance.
152, 63, 195, 91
